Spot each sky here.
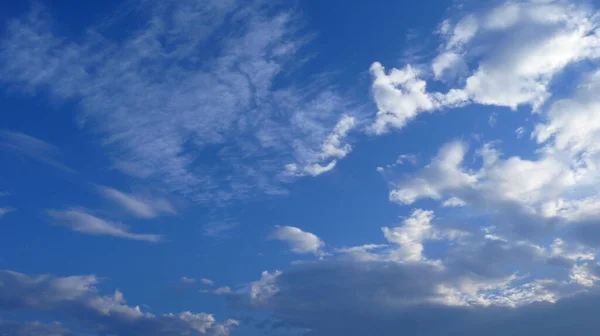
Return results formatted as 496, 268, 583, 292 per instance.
2, 0, 600, 335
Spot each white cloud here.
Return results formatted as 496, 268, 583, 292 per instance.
271, 226, 325, 256
181, 277, 196, 285
250, 270, 281, 306
442, 197, 466, 207
390, 141, 476, 204
0, 130, 74, 173
371, 0, 600, 133
200, 278, 215, 286
284, 115, 356, 177
369, 63, 441, 134
214, 286, 232, 295
382, 209, 435, 262
0, 269, 237, 335
0, 207, 15, 219
98, 186, 175, 219
570, 263, 599, 287
47, 209, 162, 242
0, 2, 357, 202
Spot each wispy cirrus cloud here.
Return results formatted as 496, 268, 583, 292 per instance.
98, 186, 175, 219
47, 208, 162, 242
0, 130, 74, 173
0, 1, 358, 203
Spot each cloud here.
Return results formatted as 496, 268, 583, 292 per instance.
271, 226, 325, 256
442, 197, 466, 207
0, 320, 73, 336
369, 63, 442, 134
203, 220, 238, 239
202, 286, 232, 296
389, 141, 476, 204
370, 0, 600, 133
200, 278, 215, 286
0, 207, 15, 219
47, 209, 162, 242
382, 209, 436, 262
0, 1, 358, 202
181, 277, 196, 285
283, 115, 356, 177
98, 186, 175, 219
0, 269, 237, 336
232, 208, 600, 335
0, 130, 74, 173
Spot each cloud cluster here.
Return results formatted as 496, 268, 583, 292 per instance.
0, 0, 357, 202
237, 207, 600, 335
370, 0, 600, 134
0, 269, 237, 336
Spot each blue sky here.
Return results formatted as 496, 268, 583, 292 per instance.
2, 0, 600, 335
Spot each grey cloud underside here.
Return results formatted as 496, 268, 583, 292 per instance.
0, 0, 357, 202
0, 270, 237, 336
242, 259, 600, 336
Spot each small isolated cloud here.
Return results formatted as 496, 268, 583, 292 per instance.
47, 209, 162, 242
0, 207, 15, 219
202, 286, 232, 296
98, 186, 175, 219
0, 130, 74, 173
203, 221, 238, 239
516, 126, 526, 139
271, 226, 325, 256
181, 277, 196, 285
200, 278, 215, 286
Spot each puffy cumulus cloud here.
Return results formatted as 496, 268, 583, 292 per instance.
271, 226, 325, 257
382, 209, 466, 263
371, 0, 600, 133
369, 63, 453, 134
0, 1, 359, 203
0, 269, 237, 336
98, 186, 175, 219
47, 208, 162, 242
389, 141, 476, 204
